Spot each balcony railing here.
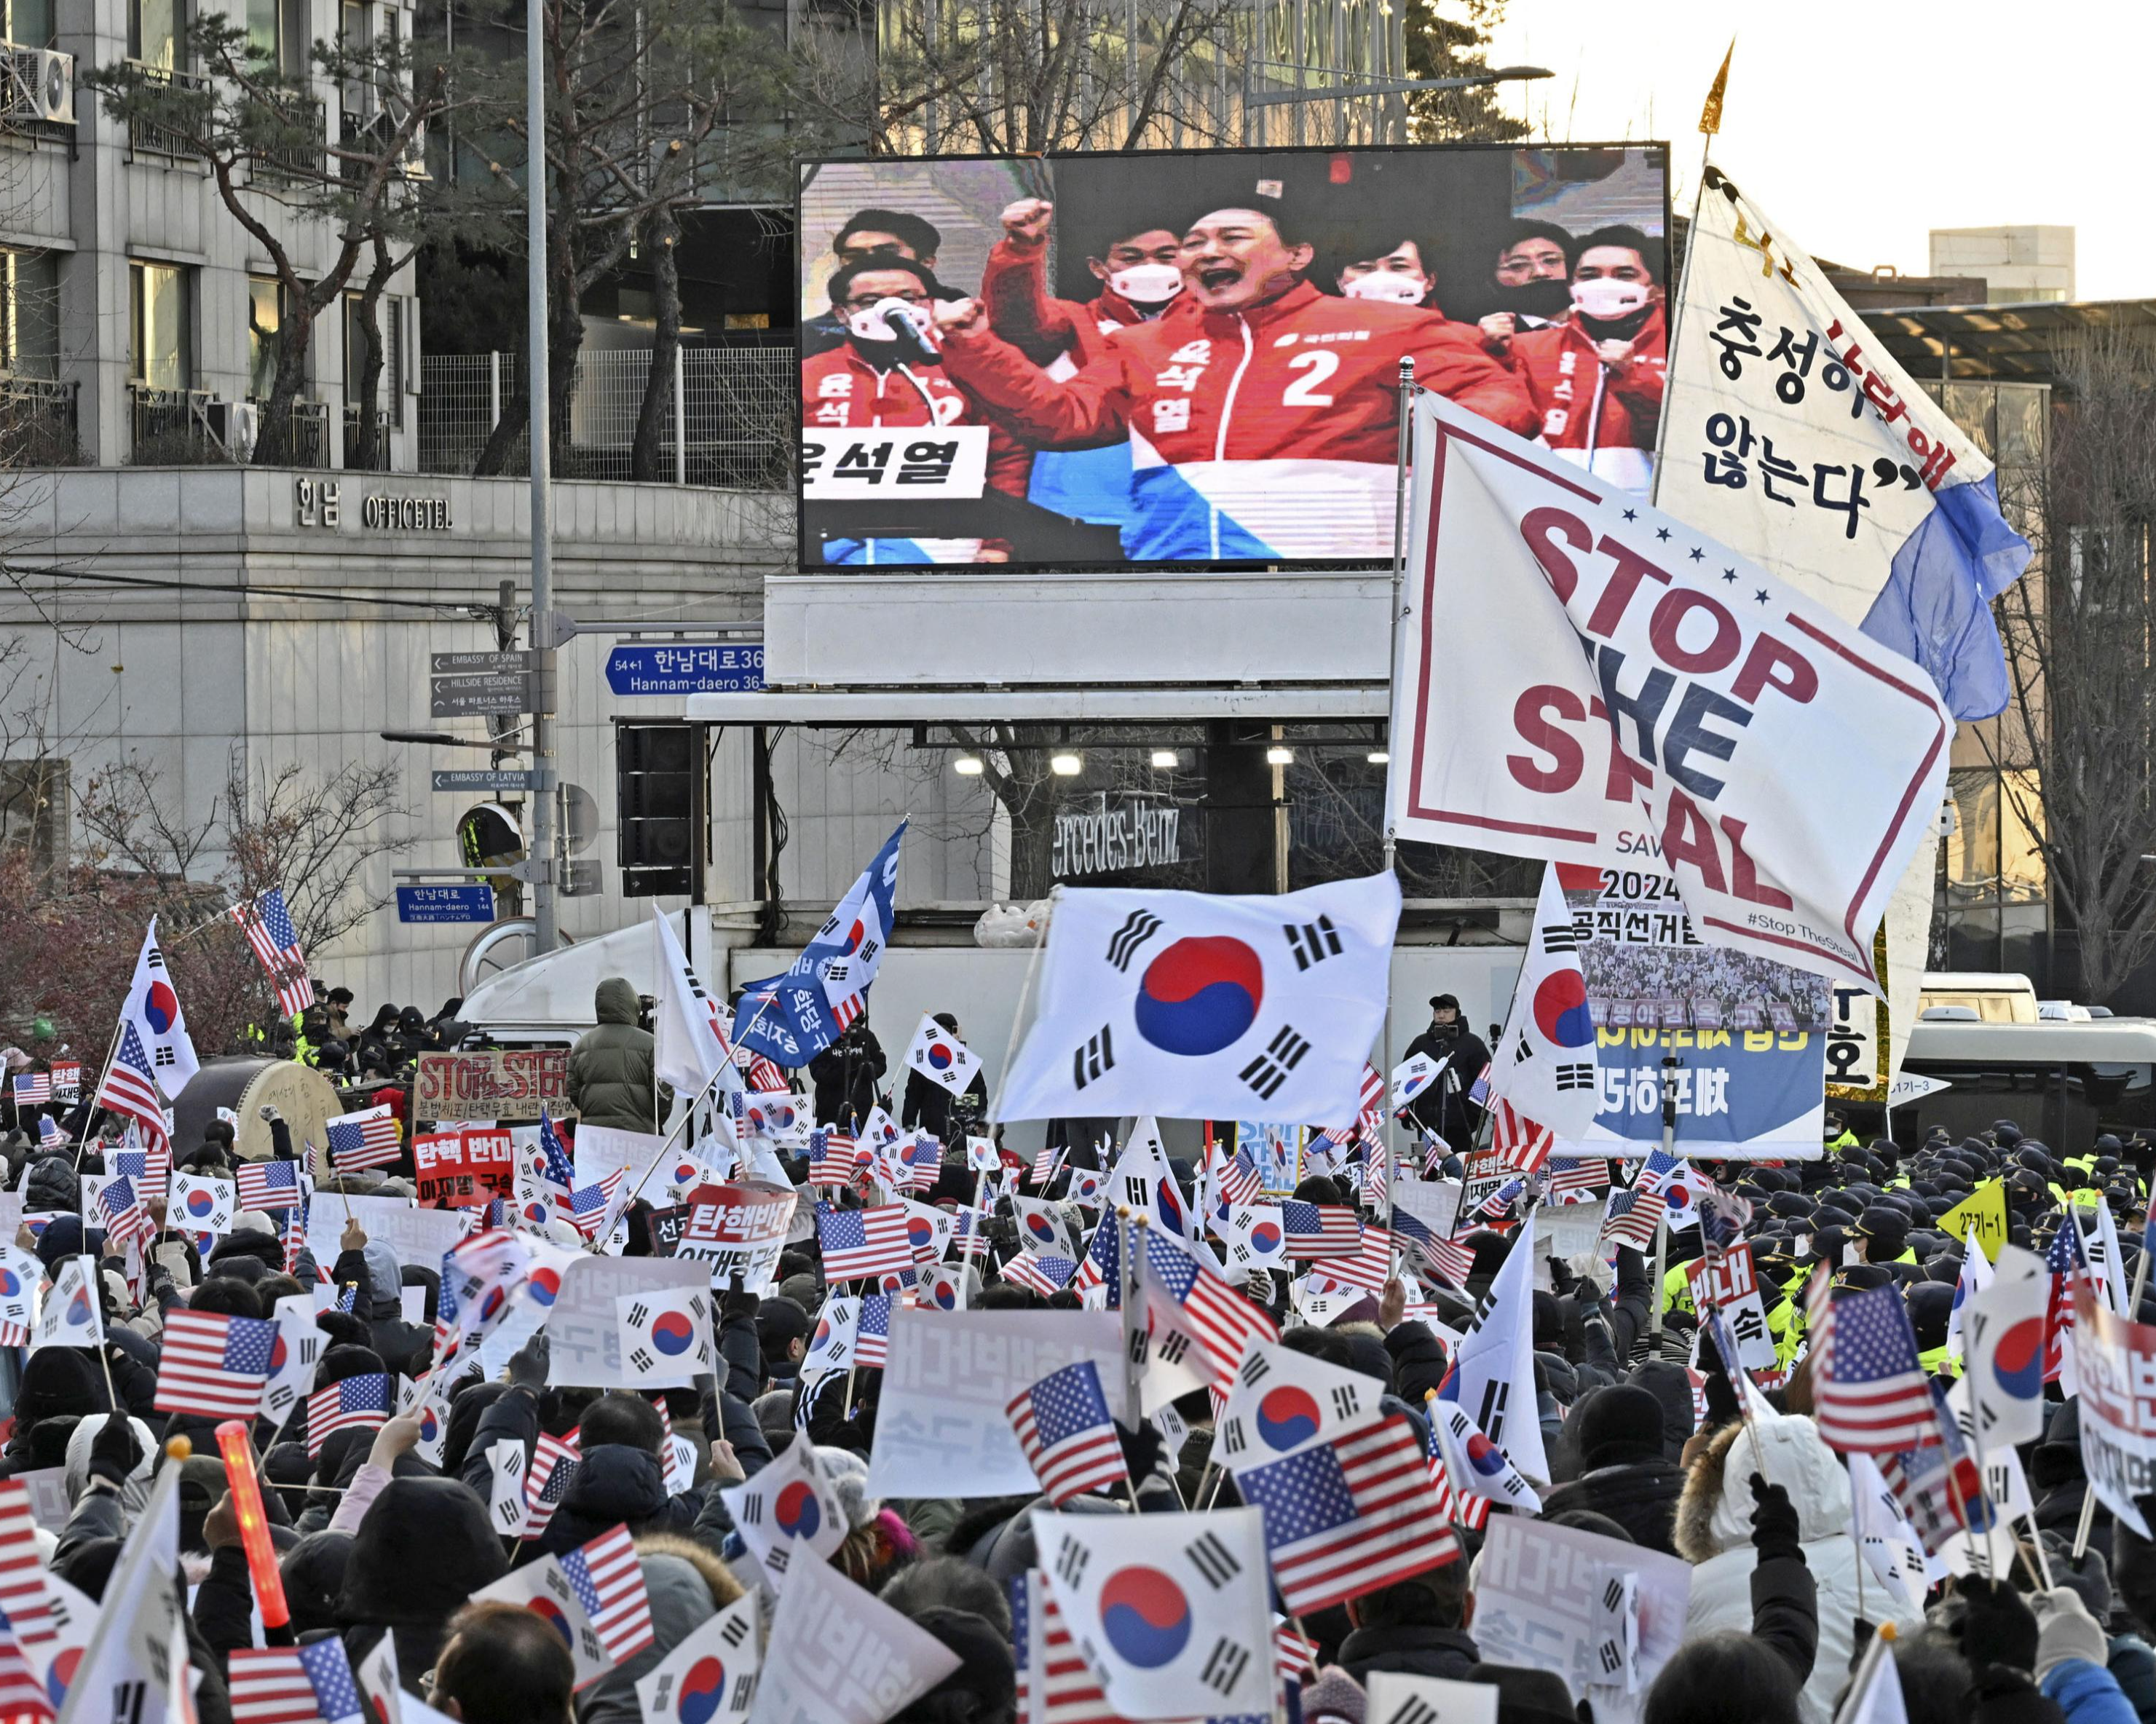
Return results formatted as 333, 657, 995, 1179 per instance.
250, 93, 325, 183
128, 384, 218, 462
125, 61, 208, 159
342, 402, 392, 470
0, 376, 79, 464
339, 107, 427, 183
130, 387, 327, 465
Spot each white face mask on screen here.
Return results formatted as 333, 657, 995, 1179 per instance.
1107, 263, 1183, 304
846, 298, 935, 345
1343, 272, 1427, 305
1571, 277, 1650, 321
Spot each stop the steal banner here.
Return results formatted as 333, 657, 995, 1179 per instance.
1388, 395, 1951, 996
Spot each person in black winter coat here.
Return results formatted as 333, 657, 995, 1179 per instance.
809, 1021, 886, 1128
338, 1475, 508, 1694
1336, 1565, 1481, 1687
1541, 1383, 1689, 1557
1402, 995, 1490, 1147
900, 1013, 988, 1144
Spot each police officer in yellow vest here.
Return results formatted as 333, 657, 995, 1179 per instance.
1852, 1203, 1921, 1285
1908, 1279, 1961, 1378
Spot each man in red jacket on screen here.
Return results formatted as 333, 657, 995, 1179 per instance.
936, 199, 1537, 564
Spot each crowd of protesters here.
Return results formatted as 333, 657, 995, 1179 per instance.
0, 976, 2153, 1724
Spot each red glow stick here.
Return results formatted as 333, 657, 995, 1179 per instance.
214, 1420, 290, 1629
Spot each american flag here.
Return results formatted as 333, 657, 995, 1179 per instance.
898, 1134, 941, 1193
816, 1203, 913, 1281
1281, 1201, 1362, 1260
1879, 1396, 1985, 1554
230, 887, 313, 1020
1418, 1402, 1490, 1532
283, 1201, 306, 1277
1030, 1141, 1067, 1190
809, 1128, 859, 1187
9, 1074, 47, 1107
1466, 1061, 1493, 1106
0, 1482, 55, 1645
1420, 1132, 1450, 1178
1238, 1415, 1461, 1612
325, 1104, 400, 1173
237, 1158, 306, 1211
524, 1429, 582, 1540
1603, 1146, 1683, 1248
229, 1638, 363, 1724
306, 1373, 392, 1458
95, 1021, 170, 1158
561, 1525, 655, 1661
1470, 1178, 1526, 1224
1000, 1253, 1078, 1298
33, 1116, 59, 1151
154, 1309, 280, 1418
1139, 1228, 1277, 1389
1393, 1210, 1473, 1288
734, 1045, 788, 1095
1214, 1147, 1263, 1210
0, 1608, 47, 1721
1546, 1156, 1608, 1202
96, 1174, 155, 1256
1489, 1099, 1553, 1174
950, 1206, 990, 1265
1012, 1572, 1118, 1724
1005, 1360, 1129, 1504
853, 1292, 895, 1367
1809, 1279, 1942, 1452
568, 1169, 627, 1241
1304, 1226, 1393, 1297
2047, 1218, 2091, 1385
1317, 1065, 1386, 1153
1360, 1142, 1389, 1217
111, 1146, 170, 1204
1069, 1211, 1120, 1308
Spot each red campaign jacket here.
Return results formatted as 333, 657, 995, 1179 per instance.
941, 279, 1537, 462
799, 343, 1032, 497
978, 239, 1198, 371
1502, 305, 1668, 455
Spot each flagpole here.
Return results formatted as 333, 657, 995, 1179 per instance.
1648, 1053, 1678, 1348
2066, 1204, 2149, 1561
1651, 40, 1732, 512
1381, 357, 1416, 1270
986, 888, 1057, 1130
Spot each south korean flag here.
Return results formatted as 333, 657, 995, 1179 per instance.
903, 1014, 982, 1097
997, 875, 1401, 1128
1483, 864, 1599, 1142
1223, 1205, 1287, 1272
614, 1287, 714, 1388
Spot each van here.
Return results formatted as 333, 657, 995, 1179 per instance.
1916, 972, 2039, 1025
1893, 1013, 2156, 1149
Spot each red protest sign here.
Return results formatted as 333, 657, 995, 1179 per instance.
413, 1128, 516, 1208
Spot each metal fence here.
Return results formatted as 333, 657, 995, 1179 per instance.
417, 347, 793, 490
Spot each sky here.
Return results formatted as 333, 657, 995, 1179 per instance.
1481, 1, 2156, 301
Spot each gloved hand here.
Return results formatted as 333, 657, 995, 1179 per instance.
1748, 1472, 1804, 1565
87, 1415, 142, 1488
508, 1331, 550, 1391
1954, 1574, 2042, 1674
1114, 1417, 1164, 1488
719, 1275, 759, 1323
2033, 1586, 2111, 1682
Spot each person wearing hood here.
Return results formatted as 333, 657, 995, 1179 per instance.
1674, 1410, 1923, 1724
1541, 1383, 1688, 1556
568, 977, 671, 1134
339, 1475, 510, 1696
573, 1532, 748, 1724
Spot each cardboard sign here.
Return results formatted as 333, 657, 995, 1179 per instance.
865, 1308, 1126, 1499
304, 1193, 468, 1273
412, 1049, 574, 1123
542, 1255, 712, 1391
412, 1128, 516, 1208
570, 1125, 670, 1190
1472, 1515, 1692, 1724
676, 1182, 799, 1294
1683, 1243, 1778, 1370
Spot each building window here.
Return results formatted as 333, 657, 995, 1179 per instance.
0, 250, 59, 378
130, 261, 192, 391
4, 0, 53, 47
248, 274, 285, 400
130, 0, 184, 68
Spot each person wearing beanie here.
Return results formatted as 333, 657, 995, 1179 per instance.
1541, 1383, 1686, 1554
886, 1608, 1018, 1724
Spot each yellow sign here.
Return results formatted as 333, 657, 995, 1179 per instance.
1939, 1179, 2008, 1264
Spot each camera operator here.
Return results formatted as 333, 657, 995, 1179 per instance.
809, 1018, 887, 1130
1404, 993, 1490, 1148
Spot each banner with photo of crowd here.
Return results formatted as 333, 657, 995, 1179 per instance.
797, 143, 1670, 570
1557, 862, 1828, 1159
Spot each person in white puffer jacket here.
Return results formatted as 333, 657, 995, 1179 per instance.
1673, 1409, 1924, 1724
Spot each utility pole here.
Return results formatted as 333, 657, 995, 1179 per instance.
526, 0, 558, 953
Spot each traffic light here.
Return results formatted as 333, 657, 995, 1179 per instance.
616, 722, 700, 897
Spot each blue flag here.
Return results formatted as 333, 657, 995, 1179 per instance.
733, 820, 906, 1067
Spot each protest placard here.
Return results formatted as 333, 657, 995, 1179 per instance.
543, 1255, 712, 1391
572, 1125, 671, 1192
305, 1193, 468, 1273
412, 1128, 516, 1208
1471, 1514, 1692, 1724
413, 1049, 574, 1123
865, 1308, 1126, 1498
676, 1183, 798, 1294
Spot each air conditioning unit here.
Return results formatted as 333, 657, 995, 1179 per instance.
201, 398, 258, 462
30, 50, 71, 124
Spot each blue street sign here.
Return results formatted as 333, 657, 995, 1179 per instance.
605, 642, 764, 697
395, 885, 496, 924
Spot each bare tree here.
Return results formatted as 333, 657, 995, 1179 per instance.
87, 20, 474, 461
1989, 330, 2156, 1003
